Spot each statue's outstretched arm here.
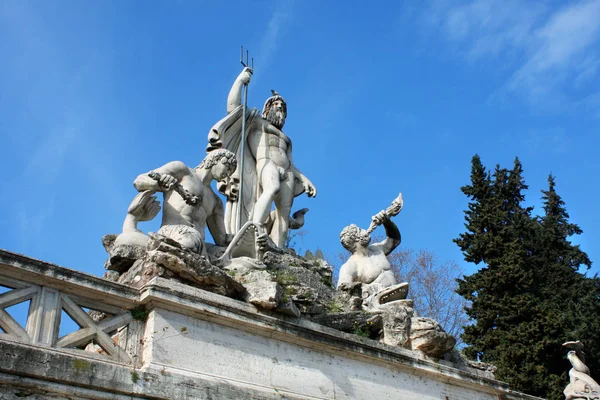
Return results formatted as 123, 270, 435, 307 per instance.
133, 161, 190, 192
337, 259, 357, 289
227, 67, 252, 114
373, 211, 401, 256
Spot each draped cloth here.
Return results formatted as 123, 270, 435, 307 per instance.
207, 105, 260, 234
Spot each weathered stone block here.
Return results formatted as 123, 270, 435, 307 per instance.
239, 270, 283, 309
380, 303, 414, 348
410, 317, 457, 359
104, 243, 147, 273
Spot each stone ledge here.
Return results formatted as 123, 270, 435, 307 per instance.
0, 338, 542, 400
139, 277, 539, 398
0, 341, 287, 400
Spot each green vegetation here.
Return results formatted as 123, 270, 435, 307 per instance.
352, 321, 370, 338
72, 359, 91, 370
321, 275, 334, 288
455, 155, 600, 400
131, 371, 139, 383
283, 286, 298, 302
275, 270, 298, 285
130, 306, 150, 322
327, 299, 344, 313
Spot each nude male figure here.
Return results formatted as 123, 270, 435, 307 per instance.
225, 67, 317, 247
336, 211, 402, 290
132, 149, 236, 256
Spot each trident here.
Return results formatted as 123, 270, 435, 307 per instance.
237, 46, 254, 232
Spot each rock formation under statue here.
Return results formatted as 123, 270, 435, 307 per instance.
104, 184, 456, 359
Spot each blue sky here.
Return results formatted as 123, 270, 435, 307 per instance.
1, 0, 599, 281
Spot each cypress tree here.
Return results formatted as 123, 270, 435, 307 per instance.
455, 158, 597, 399
534, 175, 596, 400
455, 156, 538, 389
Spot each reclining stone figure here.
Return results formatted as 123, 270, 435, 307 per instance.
114, 149, 237, 258
336, 194, 408, 310
335, 194, 456, 357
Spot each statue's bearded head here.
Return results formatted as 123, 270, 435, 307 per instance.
262, 91, 287, 130
340, 224, 371, 253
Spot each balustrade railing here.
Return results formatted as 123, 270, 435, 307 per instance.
0, 250, 143, 366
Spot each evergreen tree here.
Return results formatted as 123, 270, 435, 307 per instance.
455, 157, 598, 400
538, 175, 591, 275
534, 175, 597, 400
455, 156, 539, 390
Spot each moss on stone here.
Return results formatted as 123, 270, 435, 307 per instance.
130, 306, 150, 322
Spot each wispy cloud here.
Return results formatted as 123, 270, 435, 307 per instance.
507, 0, 600, 105
421, 0, 600, 113
0, 2, 125, 248
253, 0, 294, 82
438, 0, 545, 60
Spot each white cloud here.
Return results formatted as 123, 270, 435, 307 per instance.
441, 0, 545, 59
507, 0, 600, 103
422, 0, 600, 112
253, 0, 294, 82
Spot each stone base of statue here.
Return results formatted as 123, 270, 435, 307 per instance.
100, 235, 458, 359
0, 249, 542, 400
103, 233, 245, 299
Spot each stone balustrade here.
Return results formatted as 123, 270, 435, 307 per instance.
0, 250, 141, 365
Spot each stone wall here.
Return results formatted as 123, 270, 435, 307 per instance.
0, 250, 542, 400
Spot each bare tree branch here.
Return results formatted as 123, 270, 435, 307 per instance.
333, 246, 469, 346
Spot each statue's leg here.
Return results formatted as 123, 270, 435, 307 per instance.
157, 225, 205, 255
272, 171, 295, 248
252, 161, 280, 226
372, 270, 396, 287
